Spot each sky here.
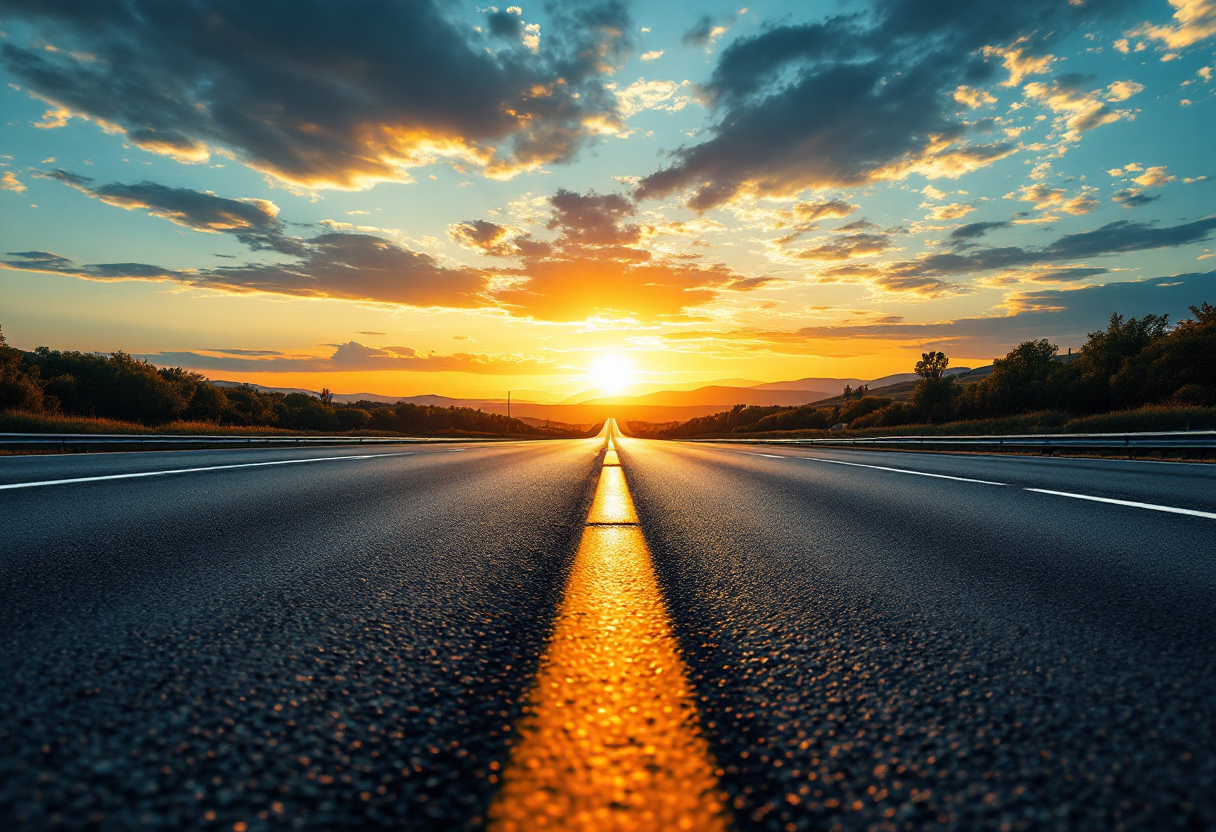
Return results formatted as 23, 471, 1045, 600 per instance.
1, 0, 1214, 401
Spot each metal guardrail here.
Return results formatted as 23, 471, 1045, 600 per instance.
0, 433, 514, 452
694, 430, 1216, 450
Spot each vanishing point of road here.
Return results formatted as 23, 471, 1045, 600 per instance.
2, 421, 1214, 830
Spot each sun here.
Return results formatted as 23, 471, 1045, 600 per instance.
590, 353, 635, 395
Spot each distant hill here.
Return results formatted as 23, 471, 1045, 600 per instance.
209, 367, 981, 423
211, 380, 318, 397
806, 366, 984, 407
578, 385, 835, 409
748, 377, 866, 393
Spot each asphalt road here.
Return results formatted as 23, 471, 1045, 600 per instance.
2, 435, 1214, 830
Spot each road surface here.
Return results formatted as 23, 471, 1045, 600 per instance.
2, 426, 1214, 830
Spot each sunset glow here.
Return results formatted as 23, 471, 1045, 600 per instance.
1, 1, 1213, 401
589, 353, 635, 395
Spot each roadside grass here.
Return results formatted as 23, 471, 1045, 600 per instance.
695, 406, 1216, 440
0, 411, 297, 435
1061, 406, 1216, 433
0, 410, 559, 440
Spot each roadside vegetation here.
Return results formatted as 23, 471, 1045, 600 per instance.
0, 332, 587, 438
646, 302, 1216, 439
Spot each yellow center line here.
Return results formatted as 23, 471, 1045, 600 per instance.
488, 420, 730, 832
586, 466, 638, 524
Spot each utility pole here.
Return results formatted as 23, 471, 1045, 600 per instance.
507, 390, 511, 421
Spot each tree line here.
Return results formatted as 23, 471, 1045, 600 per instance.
661, 302, 1215, 438
0, 334, 576, 436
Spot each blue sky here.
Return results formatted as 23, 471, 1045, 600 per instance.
1, 0, 1213, 398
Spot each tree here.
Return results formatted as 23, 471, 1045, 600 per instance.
0, 327, 48, 412
186, 383, 228, 422
972, 339, 1063, 415
915, 351, 949, 380
910, 351, 957, 422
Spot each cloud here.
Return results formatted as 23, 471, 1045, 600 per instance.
1112, 188, 1160, 208
457, 188, 768, 320
448, 219, 528, 257
1006, 182, 1099, 215
1132, 165, 1176, 187
4, 180, 767, 322
784, 233, 893, 262
1, 250, 185, 283
34, 169, 305, 254
636, 0, 1134, 210
662, 271, 1216, 356
639, 50, 664, 61
1131, 0, 1216, 49
0, 0, 636, 188
982, 42, 1056, 87
682, 14, 736, 49
1022, 74, 1141, 139
723, 199, 857, 234
195, 234, 489, 307
1, 171, 26, 193
1, 234, 488, 308
612, 78, 692, 118
950, 220, 1012, 241
928, 203, 975, 221
810, 216, 1216, 293
144, 341, 554, 375
954, 85, 997, 108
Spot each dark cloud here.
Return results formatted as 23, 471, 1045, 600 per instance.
1, 0, 634, 187
823, 217, 1216, 290
196, 234, 487, 307
448, 219, 524, 257
1022, 267, 1111, 283
4, 178, 770, 322
2, 234, 487, 308
546, 189, 643, 255
1040, 218, 1216, 260
950, 220, 1012, 241
663, 271, 1216, 356
637, 0, 1133, 210
837, 219, 880, 231
788, 233, 892, 261
2, 250, 185, 282
682, 13, 738, 48
143, 342, 553, 375
1112, 188, 1160, 208
34, 169, 306, 255
794, 200, 856, 223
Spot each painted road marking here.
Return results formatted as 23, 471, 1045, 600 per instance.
489, 421, 729, 832
789, 454, 1006, 485
1025, 488, 1216, 520
0, 452, 417, 491
741, 451, 1216, 519
586, 466, 638, 524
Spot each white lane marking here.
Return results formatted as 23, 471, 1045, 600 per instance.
0, 452, 416, 491
1024, 488, 1216, 520
741, 450, 1005, 485
797, 456, 1006, 485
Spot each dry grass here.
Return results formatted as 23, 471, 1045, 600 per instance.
1, 411, 300, 436
1061, 406, 1216, 433
700, 406, 1216, 440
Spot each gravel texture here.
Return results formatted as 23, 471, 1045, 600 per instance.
620, 441, 1216, 832
1, 442, 600, 830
